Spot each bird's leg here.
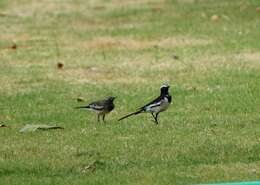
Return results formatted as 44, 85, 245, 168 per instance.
102, 114, 106, 123
150, 113, 156, 123
155, 113, 159, 124
97, 115, 100, 122
150, 113, 159, 124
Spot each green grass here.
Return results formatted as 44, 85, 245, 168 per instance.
0, 0, 260, 184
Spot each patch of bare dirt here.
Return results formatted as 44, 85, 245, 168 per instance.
236, 52, 260, 63
49, 66, 147, 85
79, 36, 212, 50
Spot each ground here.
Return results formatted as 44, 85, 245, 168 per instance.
0, 0, 260, 184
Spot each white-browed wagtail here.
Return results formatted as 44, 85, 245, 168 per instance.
118, 84, 171, 124
75, 96, 116, 122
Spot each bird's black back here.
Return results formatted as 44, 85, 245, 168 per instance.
139, 95, 163, 110
76, 96, 115, 112
90, 97, 115, 110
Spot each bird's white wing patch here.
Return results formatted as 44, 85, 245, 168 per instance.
148, 101, 161, 108
145, 101, 161, 112
90, 104, 104, 110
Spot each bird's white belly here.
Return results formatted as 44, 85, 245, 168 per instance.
159, 101, 170, 112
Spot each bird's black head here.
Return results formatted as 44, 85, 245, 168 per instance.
106, 96, 116, 102
160, 84, 170, 95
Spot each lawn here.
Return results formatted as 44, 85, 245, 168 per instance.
0, 0, 260, 184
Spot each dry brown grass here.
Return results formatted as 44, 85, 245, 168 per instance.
49, 66, 148, 85
194, 51, 260, 70
78, 36, 212, 50
191, 162, 260, 180
0, 75, 33, 96
235, 51, 260, 66
4, 0, 80, 17
108, 0, 166, 8
47, 58, 187, 86
3, 0, 165, 18
43, 34, 213, 86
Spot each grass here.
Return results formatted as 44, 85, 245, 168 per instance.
0, 0, 260, 184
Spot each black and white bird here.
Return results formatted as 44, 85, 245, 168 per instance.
75, 96, 116, 122
118, 84, 172, 124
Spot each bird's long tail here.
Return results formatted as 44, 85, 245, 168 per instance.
118, 109, 143, 121
74, 105, 90, 109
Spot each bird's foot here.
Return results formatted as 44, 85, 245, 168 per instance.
151, 120, 159, 125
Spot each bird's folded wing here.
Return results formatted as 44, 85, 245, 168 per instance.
147, 101, 161, 108
140, 96, 162, 110
89, 104, 105, 110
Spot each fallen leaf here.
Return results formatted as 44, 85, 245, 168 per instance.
80, 160, 104, 174
77, 97, 85, 102
57, 62, 64, 69
93, 5, 106, 10
257, 7, 260, 13
0, 124, 7, 127
20, 124, 64, 133
81, 163, 96, 173
0, 13, 9, 17
172, 54, 179, 60
211, 15, 220, 22
151, 6, 163, 12
10, 43, 17, 50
